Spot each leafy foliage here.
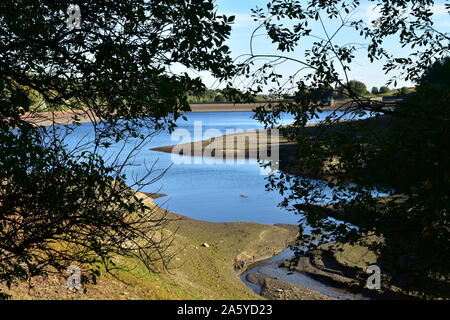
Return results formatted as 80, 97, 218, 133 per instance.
337, 80, 368, 98
371, 87, 379, 95
346, 80, 368, 97
0, 0, 234, 298
234, 0, 450, 297
379, 86, 391, 94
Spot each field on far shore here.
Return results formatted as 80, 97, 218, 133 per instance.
20, 103, 264, 126
21, 101, 341, 126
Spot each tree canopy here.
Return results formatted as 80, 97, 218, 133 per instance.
379, 86, 391, 94
234, 0, 450, 298
0, 0, 234, 298
371, 87, 379, 95
337, 80, 368, 98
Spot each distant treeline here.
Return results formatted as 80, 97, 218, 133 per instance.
9, 74, 413, 112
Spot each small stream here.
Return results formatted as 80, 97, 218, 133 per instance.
240, 249, 371, 300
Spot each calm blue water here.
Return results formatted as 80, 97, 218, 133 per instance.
58, 111, 369, 225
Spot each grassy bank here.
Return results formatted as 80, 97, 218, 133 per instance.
1, 195, 297, 300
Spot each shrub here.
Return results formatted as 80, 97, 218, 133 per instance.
379, 86, 391, 94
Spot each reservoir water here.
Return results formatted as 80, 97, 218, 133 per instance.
61, 110, 367, 225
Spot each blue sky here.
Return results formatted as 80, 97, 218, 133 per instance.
190, 0, 450, 91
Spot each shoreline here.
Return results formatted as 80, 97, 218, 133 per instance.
13, 110, 403, 300
3, 190, 404, 300
2, 193, 301, 300
148, 126, 415, 300
21, 103, 341, 127
21, 105, 263, 126
150, 128, 296, 162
